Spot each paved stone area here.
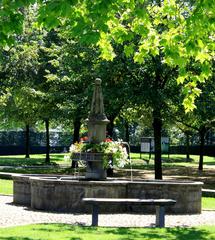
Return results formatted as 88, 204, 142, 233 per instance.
0, 196, 215, 228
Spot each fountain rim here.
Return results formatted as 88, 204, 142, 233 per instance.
13, 174, 204, 186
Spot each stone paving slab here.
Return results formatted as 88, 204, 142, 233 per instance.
0, 196, 214, 228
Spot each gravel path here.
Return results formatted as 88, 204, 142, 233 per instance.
0, 195, 214, 228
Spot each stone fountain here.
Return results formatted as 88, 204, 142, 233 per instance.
85, 78, 110, 179
12, 79, 203, 214
87, 78, 109, 143
71, 78, 112, 179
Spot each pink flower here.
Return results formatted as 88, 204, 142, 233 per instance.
80, 136, 88, 142
105, 138, 112, 142
83, 136, 88, 141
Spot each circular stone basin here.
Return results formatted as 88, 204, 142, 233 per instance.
13, 175, 203, 214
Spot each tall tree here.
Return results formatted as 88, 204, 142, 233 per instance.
174, 76, 215, 171
1, 7, 60, 161
36, 30, 62, 163
128, 56, 180, 179
0, 1, 214, 111
0, 0, 214, 177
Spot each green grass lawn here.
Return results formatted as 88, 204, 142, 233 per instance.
0, 152, 212, 177
0, 224, 214, 240
0, 153, 68, 166
202, 197, 215, 210
0, 166, 76, 175
0, 153, 213, 171
0, 179, 13, 195
0, 153, 76, 175
130, 153, 215, 168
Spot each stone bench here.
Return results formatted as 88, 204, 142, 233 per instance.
83, 198, 176, 227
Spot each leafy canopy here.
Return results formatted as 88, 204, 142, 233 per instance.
0, 0, 214, 111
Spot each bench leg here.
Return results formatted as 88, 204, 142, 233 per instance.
92, 203, 99, 226
155, 206, 165, 227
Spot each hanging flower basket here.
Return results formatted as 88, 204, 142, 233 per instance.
70, 139, 128, 168
71, 152, 112, 163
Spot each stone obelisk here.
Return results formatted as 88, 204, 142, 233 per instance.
85, 78, 109, 179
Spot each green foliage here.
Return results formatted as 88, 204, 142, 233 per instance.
0, 0, 214, 112
0, 224, 214, 240
0, 0, 35, 46
174, 72, 215, 134
70, 140, 129, 168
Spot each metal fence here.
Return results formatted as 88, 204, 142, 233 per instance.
0, 130, 72, 155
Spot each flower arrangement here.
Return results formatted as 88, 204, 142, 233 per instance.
70, 137, 129, 168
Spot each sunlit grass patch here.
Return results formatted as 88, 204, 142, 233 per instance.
0, 224, 214, 240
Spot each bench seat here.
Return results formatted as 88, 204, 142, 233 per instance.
83, 198, 176, 227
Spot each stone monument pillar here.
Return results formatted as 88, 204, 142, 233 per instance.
85, 78, 110, 179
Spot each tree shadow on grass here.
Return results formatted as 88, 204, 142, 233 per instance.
0, 154, 65, 166
102, 227, 213, 240
0, 238, 34, 240
0, 166, 76, 175
31, 224, 215, 240
165, 227, 213, 240
0, 157, 42, 166
0, 224, 213, 240
35, 224, 96, 233
162, 157, 195, 163
0, 237, 69, 240
204, 161, 215, 166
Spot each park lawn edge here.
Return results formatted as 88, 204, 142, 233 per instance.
0, 224, 214, 240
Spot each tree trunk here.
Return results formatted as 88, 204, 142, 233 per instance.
72, 118, 81, 144
107, 117, 115, 139
125, 121, 130, 143
198, 127, 206, 171
25, 124, 30, 159
185, 132, 190, 161
45, 119, 50, 164
71, 118, 81, 168
152, 109, 162, 179
205, 130, 211, 145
